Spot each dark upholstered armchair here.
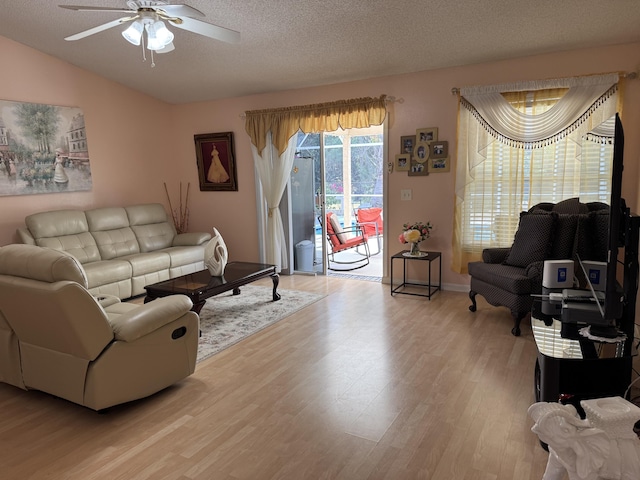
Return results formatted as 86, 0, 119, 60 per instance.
468, 198, 609, 336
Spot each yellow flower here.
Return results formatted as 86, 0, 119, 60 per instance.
404, 229, 421, 243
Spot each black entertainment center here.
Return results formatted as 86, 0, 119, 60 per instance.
533, 113, 640, 405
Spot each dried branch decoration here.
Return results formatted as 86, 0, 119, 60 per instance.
164, 182, 190, 234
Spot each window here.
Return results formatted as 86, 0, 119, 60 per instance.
452, 74, 620, 273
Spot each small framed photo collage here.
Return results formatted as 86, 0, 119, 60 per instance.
395, 127, 450, 175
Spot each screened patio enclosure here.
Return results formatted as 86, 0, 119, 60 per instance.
287, 126, 385, 276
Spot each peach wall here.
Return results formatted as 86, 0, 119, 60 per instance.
174, 42, 640, 288
1, 34, 639, 289
0, 36, 174, 245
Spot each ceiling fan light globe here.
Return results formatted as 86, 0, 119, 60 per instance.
156, 42, 175, 54
146, 20, 174, 50
122, 20, 143, 46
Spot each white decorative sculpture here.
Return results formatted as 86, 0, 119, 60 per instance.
204, 227, 228, 276
528, 397, 640, 480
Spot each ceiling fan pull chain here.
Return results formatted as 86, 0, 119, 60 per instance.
141, 35, 147, 63
150, 49, 156, 68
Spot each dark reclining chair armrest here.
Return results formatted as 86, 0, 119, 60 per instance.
482, 247, 511, 264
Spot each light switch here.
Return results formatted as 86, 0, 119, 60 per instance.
401, 189, 412, 201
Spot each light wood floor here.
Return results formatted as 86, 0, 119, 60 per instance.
0, 275, 555, 479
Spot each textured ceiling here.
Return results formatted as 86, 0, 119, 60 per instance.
1, 0, 639, 104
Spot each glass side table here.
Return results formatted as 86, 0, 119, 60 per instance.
531, 298, 633, 404
390, 250, 442, 299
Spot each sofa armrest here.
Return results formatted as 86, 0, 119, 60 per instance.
94, 294, 121, 309
16, 227, 36, 245
108, 295, 195, 342
173, 232, 211, 246
482, 247, 510, 264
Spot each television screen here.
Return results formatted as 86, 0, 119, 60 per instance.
561, 113, 625, 337
603, 112, 624, 322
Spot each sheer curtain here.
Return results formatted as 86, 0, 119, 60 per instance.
453, 73, 622, 273
244, 95, 387, 271
249, 132, 297, 271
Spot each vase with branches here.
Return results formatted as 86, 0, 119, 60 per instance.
164, 182, 190, 234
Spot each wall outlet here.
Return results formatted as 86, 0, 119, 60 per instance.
401, 189, 412, 201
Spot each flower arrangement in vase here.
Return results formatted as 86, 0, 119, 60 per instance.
398, 221, 433, 256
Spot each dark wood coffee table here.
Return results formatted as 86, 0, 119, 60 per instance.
144, 261, 280, 314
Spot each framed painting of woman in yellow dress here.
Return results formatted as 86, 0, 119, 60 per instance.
194, 132, 238, 191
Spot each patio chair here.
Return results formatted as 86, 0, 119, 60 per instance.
324, 212, 371, 271
355, 207, 383, 255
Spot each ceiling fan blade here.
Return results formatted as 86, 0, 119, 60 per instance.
170, 16, 240, 44
64, 16, 134, 41
160, 4, 205, 18
59, 5, 136, 14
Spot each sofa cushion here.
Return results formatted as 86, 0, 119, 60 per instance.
35, 233, 100, 264
82, 260, 132, 289
118, 252, 171, 276
85, 207, 130, 231
160, 245, 206, 268
26, 209, 88, 239
126, 204, 176, 252
26, 209, 101, 264
130, 223, 176, 252
126, 203, 169, 226
91, 228, 140, 260
503, 211, 555, 268
86, 207, 140, 260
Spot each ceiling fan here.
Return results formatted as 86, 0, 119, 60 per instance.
60, 1, 240, 57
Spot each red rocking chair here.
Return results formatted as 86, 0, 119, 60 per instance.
355, 207, 383, 255
324, 212, 371, 271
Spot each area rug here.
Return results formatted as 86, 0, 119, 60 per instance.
196, 285, 325, 362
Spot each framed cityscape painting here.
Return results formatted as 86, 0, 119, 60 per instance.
0, 99, 93, 196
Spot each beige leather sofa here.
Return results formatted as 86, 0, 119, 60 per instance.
0, 244, 199, 410
17, 203, 211, 299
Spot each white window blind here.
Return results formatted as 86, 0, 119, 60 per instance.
452, 74, 619, 273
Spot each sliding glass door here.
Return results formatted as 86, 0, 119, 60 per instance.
288, 125, 385, 277
289, 132, 322, 273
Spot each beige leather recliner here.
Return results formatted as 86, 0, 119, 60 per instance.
0, 244, 199, 410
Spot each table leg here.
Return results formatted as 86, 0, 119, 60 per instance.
403, 258, 407, 285
192, 300, 206, 314
271, 273, 281, 301
390, 258, 394, 295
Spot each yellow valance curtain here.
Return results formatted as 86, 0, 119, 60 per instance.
244, 95, 387, 155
